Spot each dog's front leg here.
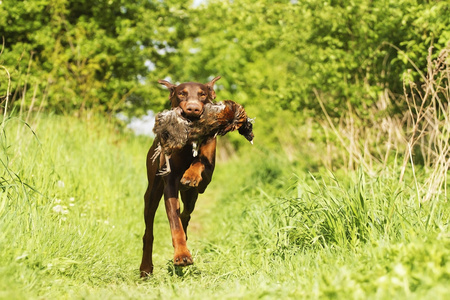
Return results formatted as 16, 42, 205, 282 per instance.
164, 175, 193, 266
180, 137, 216, 189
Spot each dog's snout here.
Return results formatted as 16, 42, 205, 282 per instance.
185, 102, 203, 117
186, 105, 201, 114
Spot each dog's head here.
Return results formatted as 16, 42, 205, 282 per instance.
158, 76, 221, 119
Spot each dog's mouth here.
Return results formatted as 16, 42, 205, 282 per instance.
181, 110, 203, 120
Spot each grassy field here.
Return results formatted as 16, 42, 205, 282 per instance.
0, 114, 449, 299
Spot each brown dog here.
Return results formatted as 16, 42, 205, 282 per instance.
139, 76, 221, 277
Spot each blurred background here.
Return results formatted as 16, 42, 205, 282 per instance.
1, 1, 448, 118
1, 0, 449, 170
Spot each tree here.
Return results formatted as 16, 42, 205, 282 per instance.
0, 0, 190, 115
163, 0, 450, 118
1, 0, 449, 118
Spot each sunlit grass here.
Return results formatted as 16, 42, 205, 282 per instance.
0, 114, 449, 299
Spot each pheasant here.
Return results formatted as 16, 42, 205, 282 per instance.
152, 100, 254, 175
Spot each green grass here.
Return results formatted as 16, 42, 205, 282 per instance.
0, 115, 449, 299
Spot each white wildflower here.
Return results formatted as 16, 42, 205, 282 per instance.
53, 205, 69, 214
57, 180, 65, 188
394, 263, 407, 277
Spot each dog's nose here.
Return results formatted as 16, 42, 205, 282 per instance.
185, 102, 203, 117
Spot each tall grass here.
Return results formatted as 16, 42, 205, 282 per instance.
238, 168, 448, 251
316, 47, 449, 202
236, 47, 450, 256
192, 150, 450, 299
0, 96, 153, 297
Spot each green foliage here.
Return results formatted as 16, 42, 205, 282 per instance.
167, 0, 450, 118
0, 0, 191, 114
2, 0, 449, 118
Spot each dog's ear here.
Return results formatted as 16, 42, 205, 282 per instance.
158, 80, 177, 99
205, 76, 221, 100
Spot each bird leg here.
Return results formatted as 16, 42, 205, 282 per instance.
157, 153, 172, 176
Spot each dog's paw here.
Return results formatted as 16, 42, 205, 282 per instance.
180, 165, 203, 187
139, 264, 153, 278
173, 251, 193, 266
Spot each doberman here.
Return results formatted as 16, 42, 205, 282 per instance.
139, 76, 221, 277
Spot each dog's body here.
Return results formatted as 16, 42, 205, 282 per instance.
139, 77, 221, 277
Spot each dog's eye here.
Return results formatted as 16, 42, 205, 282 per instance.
200, 92, 207, 97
